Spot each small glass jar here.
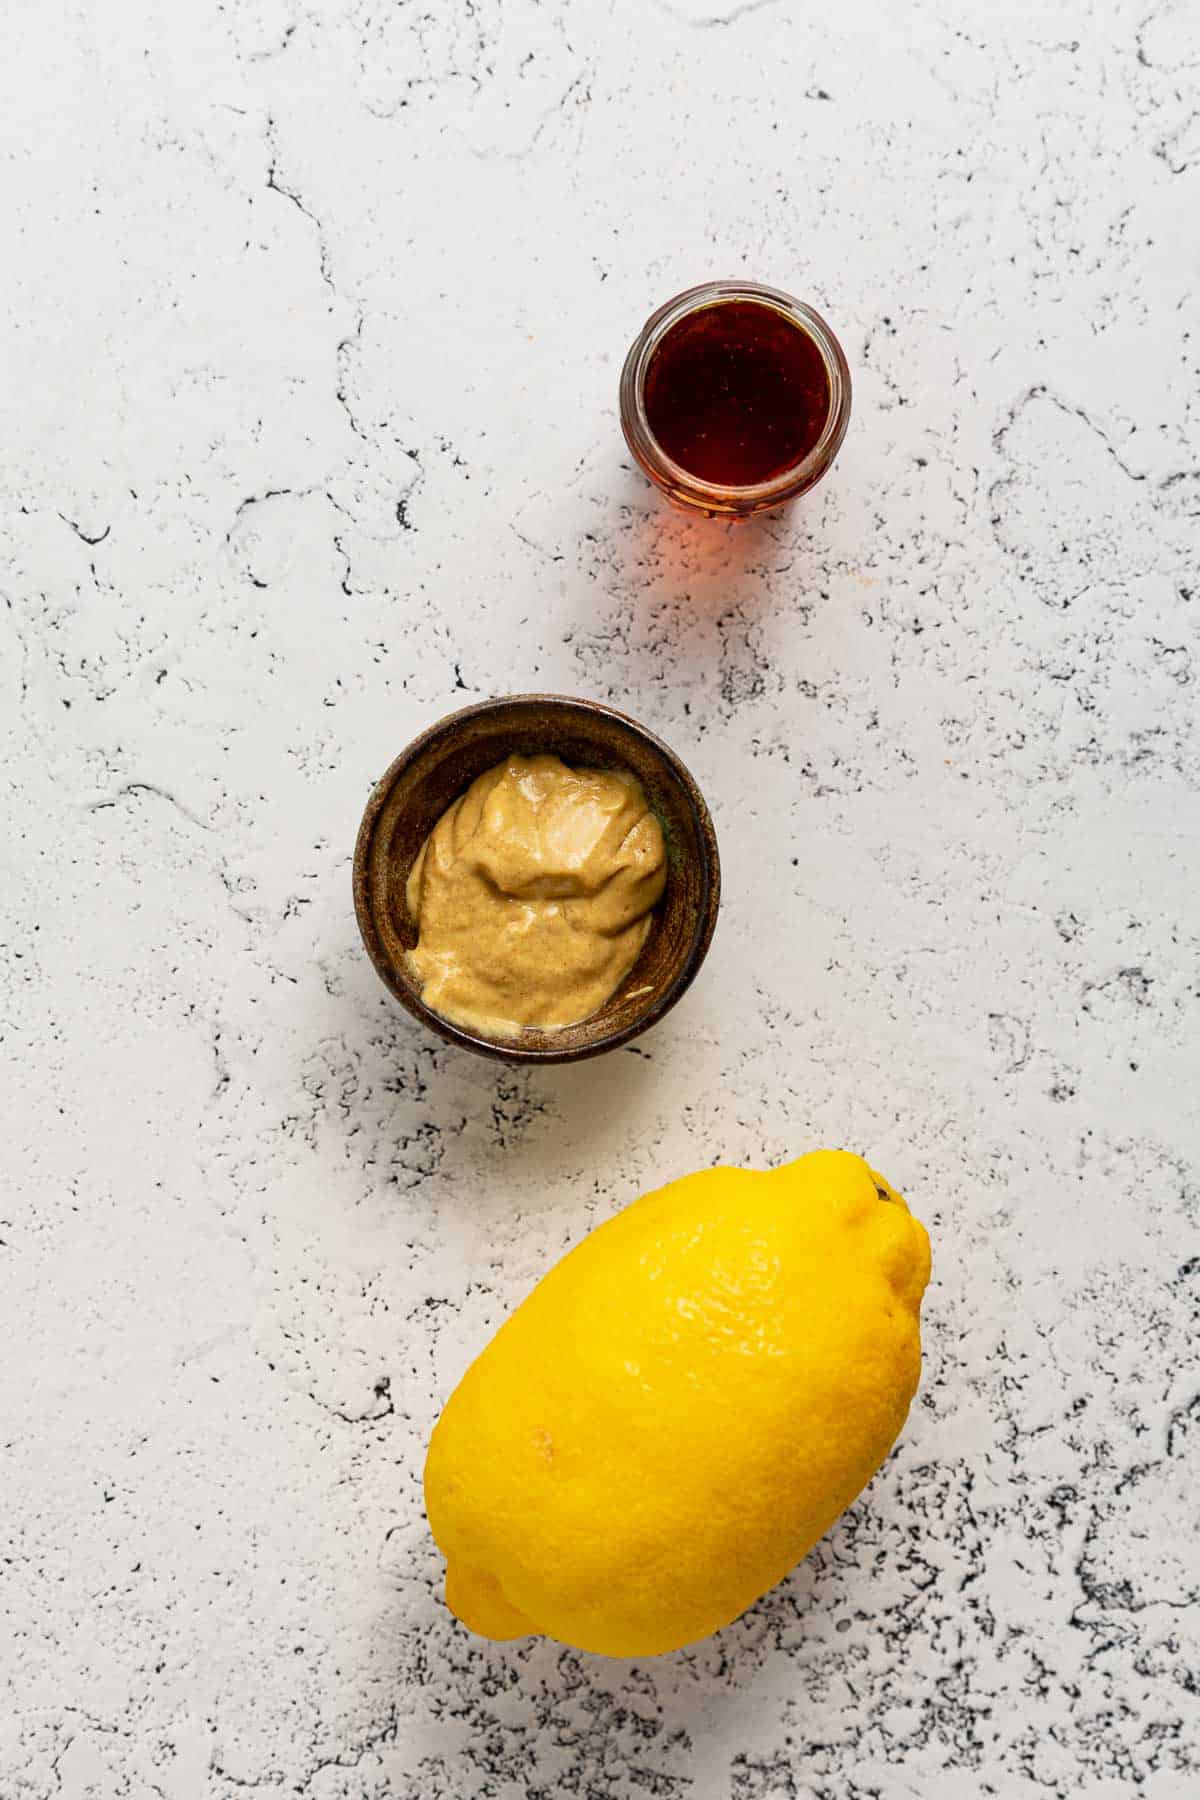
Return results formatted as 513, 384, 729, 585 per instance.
619, 279, 852, 519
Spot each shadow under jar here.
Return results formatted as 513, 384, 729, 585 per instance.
619, 280, 851, 519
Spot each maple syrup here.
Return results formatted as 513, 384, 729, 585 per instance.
620, 281, 851, 518
643, 300, 831, 488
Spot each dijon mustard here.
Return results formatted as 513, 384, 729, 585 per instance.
405, 753, 666, 1038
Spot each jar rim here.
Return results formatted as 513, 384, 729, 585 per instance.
619, 280, 852, 510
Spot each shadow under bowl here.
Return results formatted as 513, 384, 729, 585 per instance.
352, 694, 721, 1064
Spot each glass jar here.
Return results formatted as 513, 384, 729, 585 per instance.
619, 279, 852, 519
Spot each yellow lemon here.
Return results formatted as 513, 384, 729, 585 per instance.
423, 1150, 931, 1657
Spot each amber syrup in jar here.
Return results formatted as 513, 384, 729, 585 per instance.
619, 281, 851, 518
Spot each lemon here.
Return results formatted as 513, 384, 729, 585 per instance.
423, 1150, 931, 1657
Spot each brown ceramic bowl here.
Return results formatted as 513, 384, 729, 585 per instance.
352, 695, 720, 1063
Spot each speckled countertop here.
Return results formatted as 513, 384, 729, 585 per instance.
2, 1, 1198, 1795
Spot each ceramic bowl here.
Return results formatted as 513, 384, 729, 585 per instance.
352, 694, 720, 1063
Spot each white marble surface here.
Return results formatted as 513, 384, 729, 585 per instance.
3, 0, 1199, 1794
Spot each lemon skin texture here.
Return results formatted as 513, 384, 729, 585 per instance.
423, 1150, 931, 1657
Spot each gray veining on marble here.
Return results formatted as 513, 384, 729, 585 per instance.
2, 1, 1198, 1795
